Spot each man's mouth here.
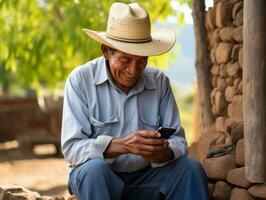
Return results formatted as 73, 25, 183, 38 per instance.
122, 72, 136, 79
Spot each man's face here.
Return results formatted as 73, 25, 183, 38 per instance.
102, 45, 148, 93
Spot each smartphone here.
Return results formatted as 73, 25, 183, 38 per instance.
156, 127, 177, 139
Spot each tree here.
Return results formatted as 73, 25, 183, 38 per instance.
0, 0, 189, 95
191, 0, 214, 134
243, 0, 266, 183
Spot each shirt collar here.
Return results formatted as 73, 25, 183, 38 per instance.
93, 57, 109, 85
143, 73, 156, 90
93, 56, 156, 90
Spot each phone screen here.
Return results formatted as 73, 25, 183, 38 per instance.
156, 127, 176, 139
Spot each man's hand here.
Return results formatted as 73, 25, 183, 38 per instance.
104, 130, 174, 162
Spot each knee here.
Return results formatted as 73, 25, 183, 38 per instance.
77, 159, 111, 182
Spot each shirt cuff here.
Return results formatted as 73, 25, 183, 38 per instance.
151, 161, 169, 168
151, 137, 187, 168
168, 138, 184, 159
89, 135, 113, 160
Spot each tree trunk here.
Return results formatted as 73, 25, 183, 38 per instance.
192, 0, 214, 134
243, 0, 266, 183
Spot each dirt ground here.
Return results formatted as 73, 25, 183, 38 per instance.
0, 144, 70, 198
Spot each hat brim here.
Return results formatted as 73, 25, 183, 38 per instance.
82, 29, 176, 56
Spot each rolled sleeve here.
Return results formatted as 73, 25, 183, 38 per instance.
89, 135, 114, 159
61, 69, 114, 167
151, 74, 188, 168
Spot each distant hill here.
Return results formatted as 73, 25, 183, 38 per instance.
156, 23, 196, 91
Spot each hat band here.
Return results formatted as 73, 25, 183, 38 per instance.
106, 33, 152, 43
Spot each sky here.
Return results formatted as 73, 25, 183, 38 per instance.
161, 0, 213, 92
169, 0, 214, 24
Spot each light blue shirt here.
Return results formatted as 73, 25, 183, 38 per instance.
61, 56, 187, 172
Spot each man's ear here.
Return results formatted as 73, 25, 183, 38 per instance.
101, 44, 109, 60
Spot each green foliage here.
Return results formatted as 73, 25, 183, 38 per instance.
171, 83, 195, 145
0, 0, 189, 95
178, 0, 192, 7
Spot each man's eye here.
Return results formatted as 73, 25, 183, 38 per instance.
119, 58, 130, 63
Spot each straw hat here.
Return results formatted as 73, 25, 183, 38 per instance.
82, 2, 176, 56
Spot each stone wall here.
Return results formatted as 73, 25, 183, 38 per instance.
203, 0, 266, 199
0, 185, 78, 200
0, 97, 62, 154
0, 185, 64, 200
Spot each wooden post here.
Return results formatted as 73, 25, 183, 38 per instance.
192, 0, 214, 134
243, 0, 266, 183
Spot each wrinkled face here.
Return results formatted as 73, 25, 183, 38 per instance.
102, 45, 148, 93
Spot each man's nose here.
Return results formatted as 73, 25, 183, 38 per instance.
126, 62, 139, 75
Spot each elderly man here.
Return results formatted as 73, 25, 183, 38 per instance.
61, 2, 208, 200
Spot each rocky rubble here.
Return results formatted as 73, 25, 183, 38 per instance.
0, 185, 78, 200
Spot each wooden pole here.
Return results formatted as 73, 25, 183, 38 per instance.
192, 0, 215, 134
243, 0, 266, 183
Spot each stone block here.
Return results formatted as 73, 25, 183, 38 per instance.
219, 64, 227, 78
215, 116, 226, 133
3, 192, 34, 200
211, 65, 220, 76
219, 27, 234, 42
225, 136, 232, 145
212, 76, 218, 87
215, 43, 233, 64
52, 197, 65, 200
225, 119, 244, 145
213, 29, 221, 44
232, 2, 243, 20
235, 138, 244, 166
233, 8, 243, 26
208, 31, 215, 48
231, 44, 242, 61
210, 87, 218, 107
230, 188, 256, 200
248, 184, 266, 199
206, 7, 216, 31
226, 77, 234, 86
0, 185, 63, 200
203, 154, 236, 180
216, 134, 226, 145
213, 181, 232, 200
227, 167, 251, 188
217, 77, 227, 92
233, 78, 241, 90
208, 183, 215, 198
216, 2, 233, 27
225, 86, 236, 102
214, 91, 227, 115
210, 48, 216, 63
232, 26, 243, 43
68, 195, 79, 200
226, 62, 241, 77
227, 95, 243, 122
41, 196, 54, 200
0, 186, 41, 200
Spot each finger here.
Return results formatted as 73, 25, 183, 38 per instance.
136, 144, 166, 152
137, 137, 166, 145
137, 130, 161, 138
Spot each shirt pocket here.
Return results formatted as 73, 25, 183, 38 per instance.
90, 114, 119, 137
140, 115, 160, 131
